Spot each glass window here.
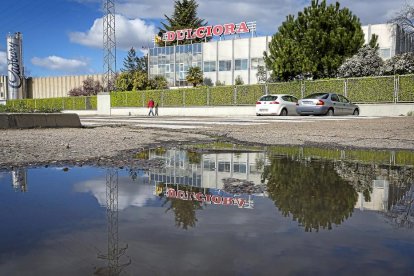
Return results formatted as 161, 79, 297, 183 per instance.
380, 48, 391, 59
251, 58, 265, 70
331, 94, 340, 102
204, 61, 216, 72
219, 60, 232, 71
218, 162, 231, 172
233, 163, 247, 173
338, 95, 349, 103
203, 160, 216, 171
235, 59, 248, 70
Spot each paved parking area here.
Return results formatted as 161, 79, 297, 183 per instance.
80, 115, 380, 129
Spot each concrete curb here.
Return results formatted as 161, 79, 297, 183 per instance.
0, 113, 82, 129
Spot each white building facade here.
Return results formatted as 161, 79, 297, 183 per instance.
362, 23, 414, 60
149, 23, 414, 87
148, 36, 269, 87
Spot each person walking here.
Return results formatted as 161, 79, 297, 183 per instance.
147, 98, 155, 116
154, 102, 159, 116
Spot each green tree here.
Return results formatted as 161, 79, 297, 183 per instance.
235, 75, 244, 85
115, 72, 133, 91
148, 75, 169, 90
264, 0, 364, 81
368, 34, 380, 51
262, 157, 358, 232
122, 47, 148, 73
159, 0, 209, 46
186, 66, 203, 87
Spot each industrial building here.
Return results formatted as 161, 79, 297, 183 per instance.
0, 23, 413, 100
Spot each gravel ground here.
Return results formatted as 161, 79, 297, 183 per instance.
197, 116, 414, 150
0, 116, 413, 169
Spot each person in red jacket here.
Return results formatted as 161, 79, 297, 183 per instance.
147, 98, 155, 116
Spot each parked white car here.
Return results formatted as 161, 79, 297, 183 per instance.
256, 94, 299, 116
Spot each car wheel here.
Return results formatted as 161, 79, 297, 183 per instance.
353, 109, 359, 116
326, 109, 334, 116
280, 108, 288, 116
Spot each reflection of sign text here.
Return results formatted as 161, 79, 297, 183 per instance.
167, 188, 250, 208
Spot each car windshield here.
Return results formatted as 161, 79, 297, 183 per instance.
259, 95, 278, 101
304, 93, 329, 99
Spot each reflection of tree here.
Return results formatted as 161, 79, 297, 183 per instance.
187, 150, 202, 165
263, 157, 358, 232
161, 185, 205, 230
255, 157, 264, 171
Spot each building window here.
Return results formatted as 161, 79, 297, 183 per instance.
251, 57, 265, 70
203, 160, 216, 171
235, 59, 248, 70
233, 163, 247, 173
218, 161, 231, 172
204, 61, 216, 72
219, 60, 232, 71
379, 48, 391, 59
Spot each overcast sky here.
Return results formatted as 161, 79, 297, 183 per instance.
0, 0, 412, 76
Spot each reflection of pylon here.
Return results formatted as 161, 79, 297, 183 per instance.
95, 169, 130, 275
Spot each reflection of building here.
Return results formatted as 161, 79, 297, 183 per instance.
356, 179, 389, 211
12, 168, 27, 192
148, 149, 267, 189
335, 161, 413, 212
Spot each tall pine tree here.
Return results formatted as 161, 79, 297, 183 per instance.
158, 0, 209, 46
264, 0, 364, 80
122, 47, 147, 73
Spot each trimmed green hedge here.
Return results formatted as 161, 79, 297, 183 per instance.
7, 96, 97, 111
347, 76, 394, 103
268, 82, 302, 99
111, 92, 143, 107
209, 86, 235, 106
304, 79, 344, 97
163, 89, 184, 107
184, 88, 208, 106
398, 75, 414, 102
236, 84, 265, 105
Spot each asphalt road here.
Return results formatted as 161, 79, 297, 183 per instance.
80, 115, 380, 129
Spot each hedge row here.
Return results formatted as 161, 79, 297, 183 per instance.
6, 96, 97, 110
111, 75, 413, 107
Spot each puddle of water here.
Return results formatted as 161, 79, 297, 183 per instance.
0, 146, 413, 275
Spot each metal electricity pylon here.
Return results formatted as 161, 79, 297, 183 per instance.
95, 169, 130, 276
103, 0, 116, 92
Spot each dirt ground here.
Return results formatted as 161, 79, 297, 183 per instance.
0, 116, 413, 169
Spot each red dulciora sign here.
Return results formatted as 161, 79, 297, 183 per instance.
164, 22, 252, 42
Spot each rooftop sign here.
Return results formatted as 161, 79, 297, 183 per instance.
161, 21, 256, 42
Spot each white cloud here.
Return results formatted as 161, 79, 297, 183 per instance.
0, 51, 7, 75
31, 56, 89, 73
112, 0, 410, 34
74, 176, 154, 210
69, 14, 157, 51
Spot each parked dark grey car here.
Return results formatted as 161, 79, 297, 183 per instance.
296, 93, 359, 116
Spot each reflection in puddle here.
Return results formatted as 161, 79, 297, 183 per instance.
0, 146, 413, 275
